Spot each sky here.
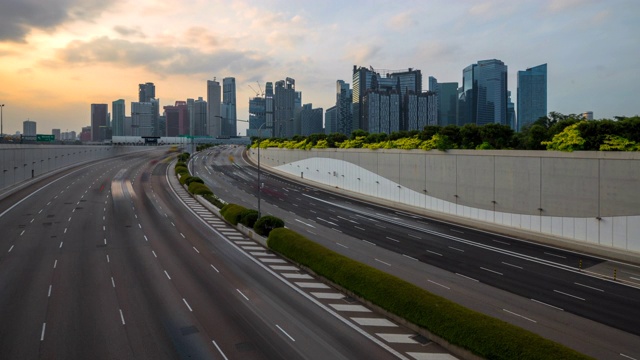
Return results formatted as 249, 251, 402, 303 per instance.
0, 0, 638, 135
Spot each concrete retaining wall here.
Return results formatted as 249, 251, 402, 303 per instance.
249, 148, 640, 255
0, 144, 150, 191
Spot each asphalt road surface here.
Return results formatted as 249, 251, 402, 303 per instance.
189, 145, 640, 360
0, 149, 426, 359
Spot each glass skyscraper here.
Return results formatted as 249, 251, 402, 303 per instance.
475, 59, 508, 126
517, 63, 547, 131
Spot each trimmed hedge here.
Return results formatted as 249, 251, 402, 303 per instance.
175, 165, 189, 176
239, 209, 259, 228
254, 215, 284, 237
178, 152, 190, 162
220, 203, 248, 225
188, 182, 213, 196
179, 173, 191, 185
267, 228, 592, 360
185, 176, 204, 186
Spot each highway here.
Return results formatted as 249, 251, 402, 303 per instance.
190, 145, 640, 360
0, 149, 437, 359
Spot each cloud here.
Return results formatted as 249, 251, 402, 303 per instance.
386, 12, 416, 32
0, 0, 120, 42
113, 25, 146, 38
48, 36, 271, 76
342, 43, 382, 65
546, 0, 596, 13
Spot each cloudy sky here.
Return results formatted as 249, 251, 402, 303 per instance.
0, 0, 637, 135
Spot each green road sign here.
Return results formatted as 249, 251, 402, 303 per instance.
36, 134, 55, 142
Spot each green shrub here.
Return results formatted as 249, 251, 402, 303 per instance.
188, 182, 212, 196
253, 215, 284, 236
185, 176, 204, 186
175, 165, 189, 176
239, 209, 259, 228
179, 174, 191, 185
202, 193, 225, 209
220, 203, 248, 225
178, 152, 190, 162
176, 161, 186, 168
267, 228, 591, 360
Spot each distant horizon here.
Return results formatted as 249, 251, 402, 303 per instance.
1, 1, 637, 134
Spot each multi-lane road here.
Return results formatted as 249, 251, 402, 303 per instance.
189, 145, 640, 360
1, 149, 449, 359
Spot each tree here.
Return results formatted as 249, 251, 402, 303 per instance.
542, 122, 585, 151
479, 123, 514, 149
459, 124, 482, 149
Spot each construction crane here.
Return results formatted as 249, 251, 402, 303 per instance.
248, 84, 261, 97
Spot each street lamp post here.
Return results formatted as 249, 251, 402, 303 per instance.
0, 104, 4, 139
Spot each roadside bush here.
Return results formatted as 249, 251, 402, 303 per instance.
188, 182, 212, 196
253, 215, 284, 236
239, 209, 259, 228
178, 152, 190, 162
179, 174, 191, 185
220, 203, 248, 225
176, 161, 187, 168
185, 176, 204, 186
175, 165, 189, 176
267, 228, 591, 360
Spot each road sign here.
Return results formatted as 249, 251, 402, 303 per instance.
36, 134, 55, 142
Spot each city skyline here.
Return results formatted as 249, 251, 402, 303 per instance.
0, 0, 637, 135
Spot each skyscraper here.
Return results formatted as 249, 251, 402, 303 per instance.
207, 78, 221, 137
112, 99, 125, 136
248, 96, 267, 138
138, 82, 155, 102
265, 82, 274, 137
336, 80, 353, 136
222, 77, 237, 137
131, 102, 153, 137
90, 103, 108, 141
192, 97, 208, 136
23, 120, 37, 137
475, 59, 508, 126
429, 77, 458, 126
324, 106, 337, 135
274, 78, 296, 138
517, 63, 547, 131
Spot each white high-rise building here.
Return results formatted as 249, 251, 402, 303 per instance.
207, 78, 221, 137
131, 102, 153, 137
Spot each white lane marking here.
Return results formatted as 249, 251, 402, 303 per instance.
8, 245, 14, 252
448, 246, 464, 252
236, 289, 249, 301
402, 254, 418, 261
503, 309, 537, 323
375, 258, 391, 266
575, 282, 604, 292
629, 276, 640, 281
456, 273, 479, 282
20, 230, 25, 236
119, 309, 126, 325
554, 289, 586, 301
276, 325, 296, 342
183, 298, 193, 312
362, 240, 376, 246
72, 209, 75, 213
59, 241, 63, 249
210, 264, 220, 273
164, 270, 171, 280
354, 226, 366, 231
386, 237, 400, 243
407, 234, 421, 239
106, 255, 110, 263
31, 218, 35, 222
103, 226, 105, 231
502, 261, 523, 269
171, 222, 175, 227
138, 224, 141, 229
212, 340, 229, 360
152, 250, 157, 258
544, 252, 567, 259
180, 233, 185, 238
531, 298, 564, 311
40, 323, 46, 341
64, 228, 67, 234
426, 250, 443, 256
620, 353, 638, 360
103, 238, 107, 245
134, 214, 137, 219
450, 229, 464, 234
48, 285, 52, 297
294, 218, 315, 228
38, 209, 43, 214
336, 243, 348, 249
492, 239, 510, 245
111, 277, 116, 288
193, 247, 200, 254
144, 235, 148, 242
481, 267, 503, 276
427, 279, 450, 290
